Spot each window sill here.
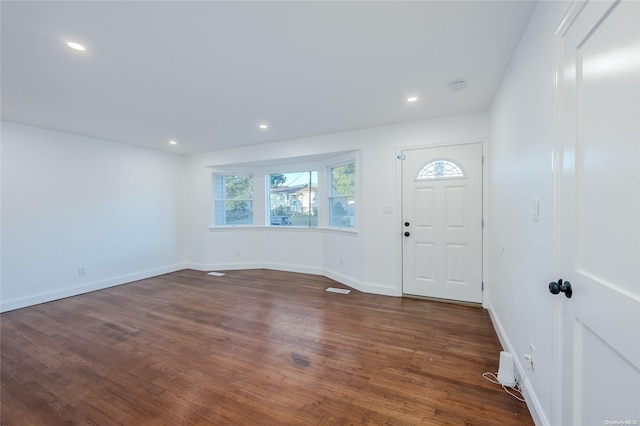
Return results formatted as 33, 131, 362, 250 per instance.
208, 225, 264, 232
322, 227, 358, 236
208, 226, 358, 236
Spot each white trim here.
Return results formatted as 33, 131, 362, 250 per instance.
552, 15, 566, 426
481, 141, 489, 309
320, 227, 358, 237
554, 0, 588, 37
187, 262, 400, 297
188, 262, 322, 276
357, 281, 401, 297
208, 226, 358, 236
186, 262, 264, 271
208, 225, 264, 231
323, 268, 362, 291
0, 263, 187, 313
486, 299, 550, 426
324, 268, 401, 297
263, 262, 324, 276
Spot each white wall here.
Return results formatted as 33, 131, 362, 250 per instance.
487, 2, 569, 425
0, 121, 186, 312
185, 112, 489, 296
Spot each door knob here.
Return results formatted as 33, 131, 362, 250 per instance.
404, 222, 410, 227
549, 279, 572, 298
404, 232, 410, 237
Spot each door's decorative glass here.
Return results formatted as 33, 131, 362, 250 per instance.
416, 159, 465, 180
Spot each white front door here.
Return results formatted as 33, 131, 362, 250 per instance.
402, 143, 483, 303
556, 1, 640, 424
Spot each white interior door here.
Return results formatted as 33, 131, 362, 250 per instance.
402, 143, 483, 303
556, 1, 640, 424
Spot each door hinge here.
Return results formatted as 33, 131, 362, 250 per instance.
482, 282, 484, 291
482, 155, 485, 165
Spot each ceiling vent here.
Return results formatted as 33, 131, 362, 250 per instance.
448, 79, 468, 90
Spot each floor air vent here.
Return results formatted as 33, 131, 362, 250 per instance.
325, 287, 350, 294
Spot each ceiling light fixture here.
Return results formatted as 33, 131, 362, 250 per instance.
407, 96, 418, 102
66, 41, 86, 51
259, 124, 268, 130
169, 140, 178, 145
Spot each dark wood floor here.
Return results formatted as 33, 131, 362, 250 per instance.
1, 269, 533, 425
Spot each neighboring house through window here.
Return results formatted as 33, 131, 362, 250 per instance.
268, 171, 318, 227
211, 152, 358, 230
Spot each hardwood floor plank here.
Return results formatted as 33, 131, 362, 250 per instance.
1, 269, 533, 425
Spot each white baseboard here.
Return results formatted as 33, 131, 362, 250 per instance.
187, 263, 401, 297
186, 262, 264, 271
486, 299, 549, 426
1, 262, 401, 312
187, 261, 326, 278
324, 268, 400, 296
0, 263, 187, 313
263, 262, 324, 276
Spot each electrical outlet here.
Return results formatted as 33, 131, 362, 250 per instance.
524, 354, 533, 369
77, 267, 86, 277
235, 251, 241, 258
340, 259, 344, 268
525, 343, 536, 370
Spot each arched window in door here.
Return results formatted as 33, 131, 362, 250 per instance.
416, 159, 466, 180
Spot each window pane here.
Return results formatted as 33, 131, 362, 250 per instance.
329, 162, 355, 228
331, 163, 355, 196
329, 196, 355, 227
214, 174, 253, 226
269, 171, 317, 227
215, 175, 252, 199
215, 201, 253, 225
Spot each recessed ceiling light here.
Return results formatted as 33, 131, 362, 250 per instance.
407, 96, 418, 102
169, 140, 178, 145
259, 124, 269, 130
66, 41, 86, 51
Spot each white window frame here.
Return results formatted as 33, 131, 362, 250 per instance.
328, 159, 356, 230
207, 151, 359, 233
212, 173, 254, 227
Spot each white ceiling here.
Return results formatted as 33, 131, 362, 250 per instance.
1, 1, 536, 155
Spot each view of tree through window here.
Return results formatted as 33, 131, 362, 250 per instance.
214, 175, 253, 225
268, 171, 318, 227
329, 162, 355, 228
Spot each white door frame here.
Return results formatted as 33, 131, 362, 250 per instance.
396, 139, 488, 306
551, 5, 574, 422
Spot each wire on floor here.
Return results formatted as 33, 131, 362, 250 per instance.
482, 372, 526, 402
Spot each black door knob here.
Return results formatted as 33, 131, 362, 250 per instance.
404, 222, 410, 227
404, 232, 410, 237
549, 279, 572, 298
